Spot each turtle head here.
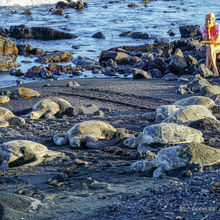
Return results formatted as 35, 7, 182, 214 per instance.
69, 137, 81, 148
29, 111, 40, 119
124, 136, 143, 149
8, 117, 25, 125
131, 160, 154, 172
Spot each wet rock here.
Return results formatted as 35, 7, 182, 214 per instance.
148, 57, 167, 73
128, 4, 139, 7
55, 1, 69, 9
167, 29, 175, 36
26, 65, 46, 78
196, 63, 213, 78
101, 67, 117, 76
17, 44, 45, 56
53, 9, 65, 16
131, 68, 151, 79
168, 48, 187, 74
111, 43, 153, 53
0, 27, 8, 37
73, 56, 98, 66
179, 25, 202, 38
119, 31, 133, 37
199, 85, 220, 97
130, 32, 150, 39
0, 36, 18, 55
10, 69, 23, 76
99, 50, 130, 65
47, 64, 71, 74
40, 68, 53, 78
92, 32, 105, 39
163, 73, 178, 81
108, 1, 121, 3
21, 10, 32, 15
186, 55, 198, 66
38, 51, 73, 64
187, 74, 211, 92
9, 25, 78, 40
148, 68, 163, 78
105, 58, 118, 67
0, 54, 19, 71
69, 1, 87, 10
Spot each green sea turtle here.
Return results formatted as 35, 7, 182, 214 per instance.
29, 97, 101, 119
53, 120, 119, 148
0, 107, 25, 127
12, 87, 40, 99
163, 105, 216, 125
0, 96, 10, 103
131, 142, 220, 178
155, 105, 181, 123
29, 97, 76, 119
124, 123, 203, 149
173, 96, 215, 109
0, 140, 65, 169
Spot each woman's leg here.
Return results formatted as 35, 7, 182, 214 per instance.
206, 45, 212, 70
206, 44, 219, 76
207, 44, 220, 76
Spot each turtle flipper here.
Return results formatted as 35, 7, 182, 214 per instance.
153, 167, 167, 178
0, 121, 9, 127
29, 111, 41, 119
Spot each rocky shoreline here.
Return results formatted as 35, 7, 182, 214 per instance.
0, 1, 220, 219
0, 0, 219, 85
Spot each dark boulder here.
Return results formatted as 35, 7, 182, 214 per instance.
9, 25, 77, 40
179, 25, 202, 38
99, 50, 130, 65
0, 36, 18, 55
92, 32, 105, 39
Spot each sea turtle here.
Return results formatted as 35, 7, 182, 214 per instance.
131, 142, 220, 178
29, 97, 76, 119
0, 140, 65, 169
0, 107, 25, 127
29, 97, 101, 119
124, 123, 203, 149
0, 96, 10, 103
173, 96, 215, 109
12, 87, 40, 99
163, 105, 216, 125
53, 120, 119, 148
155, 105, 181, 123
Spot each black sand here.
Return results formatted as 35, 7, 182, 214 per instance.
0, 78, 219, 220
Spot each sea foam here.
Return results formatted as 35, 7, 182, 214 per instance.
0, 0, 64, 7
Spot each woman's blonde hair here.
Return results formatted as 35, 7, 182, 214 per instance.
206, 12, 215, 20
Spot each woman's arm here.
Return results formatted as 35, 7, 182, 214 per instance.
202, 34, 220, 44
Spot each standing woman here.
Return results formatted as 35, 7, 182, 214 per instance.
198, 12, 220, 77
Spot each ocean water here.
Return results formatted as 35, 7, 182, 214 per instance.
0, 0, 220, 88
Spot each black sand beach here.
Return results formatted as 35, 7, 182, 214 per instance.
0, 78, 219, 220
